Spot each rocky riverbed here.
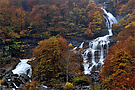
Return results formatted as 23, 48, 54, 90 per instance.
0, 68, 29, 89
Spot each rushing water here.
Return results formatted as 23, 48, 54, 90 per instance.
12, 57, 35, 78
80, 7, 117, 74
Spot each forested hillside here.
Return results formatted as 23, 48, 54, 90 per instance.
99, 0, 135, 89
0, 0, 106, 58
0, 0, 134, 89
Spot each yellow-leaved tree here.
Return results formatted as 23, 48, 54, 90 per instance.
32, 37, 68, 87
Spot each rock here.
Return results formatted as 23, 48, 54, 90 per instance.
11, 74, 19, 77
18, 84, 24, 90
7, 81, 15, 88
11, 76, 23, 87
2, 76, 7, 82
5, 74, 10, 78
0, 69, 30, 89
38, 84, 48, 90
86, 72, 100, 83
82, 86, 90, 90
5, 70, 13, 75
19, 74, 29, 84
0, 68, 6, 74
7, 55, 11, 59
1, 76, 8, 86
0, 73, 5, 79
90, 72, 100, 82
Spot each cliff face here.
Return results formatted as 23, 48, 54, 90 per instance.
18, 37, 39, 58
0, 37, 41, 59
0, 37, 40, 70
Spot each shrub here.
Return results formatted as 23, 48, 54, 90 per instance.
64, 82, 73, 90
72, 77, 82, 85
72, 75, 89, 86
23, 81, 39, 90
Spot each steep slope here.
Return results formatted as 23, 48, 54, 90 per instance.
100, 0, 135, 89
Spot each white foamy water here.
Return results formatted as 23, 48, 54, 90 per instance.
81, 8, 117, 74
79, 42, 84, 48
12, 57, 35, 78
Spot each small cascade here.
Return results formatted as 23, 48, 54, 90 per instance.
76, 7, 118, 74
0, 58, 35, 89
12, 57, 35, 78
79, 42, 84, 48
71, 46, 77, 51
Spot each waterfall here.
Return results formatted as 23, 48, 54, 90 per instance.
81, 7, 117, 74
12, 57, 35, 78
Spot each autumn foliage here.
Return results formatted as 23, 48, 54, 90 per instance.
100, 0, 135, 89
0, 0, 134, 89
32, 37, 68, 86
85, 0, 106, 38
23, 80, 40, 90
0, 0, 106, 41
100, 42, 135, 89
0, 0, 107, 58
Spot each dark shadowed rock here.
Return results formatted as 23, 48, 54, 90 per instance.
0, 68, 6, 73
19, 74, 29, 84
11, 74, 18, 77
18, 84, 24, 90
0, 69, 30, 89
7, 81, 15, 88
11, 76, 23, 87
5, 70, 13, 75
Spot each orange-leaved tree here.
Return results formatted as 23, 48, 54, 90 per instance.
100, 2, 135, 89
100, 36, 135, 90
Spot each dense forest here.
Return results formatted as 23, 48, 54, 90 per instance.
0, 0, 134, 89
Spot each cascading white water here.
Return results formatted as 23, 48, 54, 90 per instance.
79, 42, 84, 48
12, 57, 35, 78
81, 7, 117, 74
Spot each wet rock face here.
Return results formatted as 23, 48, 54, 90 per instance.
0, 68, 30, 89
87, 72, 100, 82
